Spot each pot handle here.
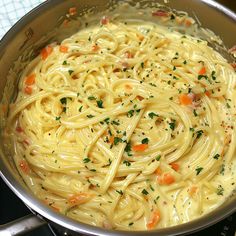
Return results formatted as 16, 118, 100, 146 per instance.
0, 214, 46, 236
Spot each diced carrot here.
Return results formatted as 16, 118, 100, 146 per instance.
41, 45, 53, 60
24, 86, 33, 95
68, 193, 91, 205
69, 7, 77, 16
137, 34, 144, 41
205, 90, 211, 97
109, 136, 114, 144
170, 162, 179, 172
59, 45, 68, 53
179, 94, 193, 105
185, 19, 192, 27
92, 45, 100, 52
19, 160, 29, 174
51, 205, 60, 212
155, 167, 162, 176
230, 63, 236, 70
25, 73, 36, 85
101, 16, 109, 25
189, 186, 198, 196
136, 95, 144, 101
146, 210, 161, 229
125, 51, 133, 58
158, 173, 175, 185
152, 10, 169, 17
198, 67, 206, 75
63, 19, 69, 27
133, 144, 148, 152
125, 84, 132, 90
16, 126, 23, 133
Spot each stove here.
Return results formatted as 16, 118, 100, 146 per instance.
0, 178, 235, 236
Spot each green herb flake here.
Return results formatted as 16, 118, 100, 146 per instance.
196, 130, 203, 138
114, 137, 123, 145
55, 116, 61, 121
60, 97, 67, 105
141, 62, 144, 68
213, 153, 220, 160
88, 96, 96, 100
183, 60, 187, 65
226, 103, 231, 108
141, 189, 149, 195
220, 164, 225, 175
68, 70, 74, 75
156, 155, 161, 161
216, 185, 224, 196
195, 167, 203, 175
79, 106, 83, 112
62, 60, 67, 65
169, 120, 176, 130
90, 169, 96, 172
128, 222, 134, 226
141, 138, 149, 144
148, 112, 158, 119
123, 160, 131, 166
189, 127, 195, 132
97, 100, 103, 108
170, 14, 175, 20
83, 158, 91, 163
111, 120, 120, 125
127, 110, 134, 118
87, 114, 94, 118
116, 190, 123, 195
150, 185, 155, 191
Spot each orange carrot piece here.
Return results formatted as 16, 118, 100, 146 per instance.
68, 193, 91, 205
125, 84, 132, 90
69, 7, 77, 16
25, 73, 36, 85
205, 90, 211, 97
133, 143, 148, 152
155, 167, 162, 176
230, 63, 236, 70
146, 210, 161, 229
24, 86, 33, 95
60, 45, 68, 53
179, 94, 192, 105
185, 19, 192, 27
198, 67, 206, 75
92, 45, 100, 52
125, 51, 133, 58
109, 136, 114, 144
41, 45, 53, 60
189, 186, 198, 196
19, 160, 29, 174
16, 126, 23, 133
170, 162, 179, 172
101, 16, 109, 25
136, 95, 144, 101
158, 173, 175, 185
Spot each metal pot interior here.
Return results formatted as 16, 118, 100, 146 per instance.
0, 0, 235, 235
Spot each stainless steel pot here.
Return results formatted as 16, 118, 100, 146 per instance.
0, 0, 235, 235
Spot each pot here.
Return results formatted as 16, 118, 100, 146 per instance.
0, 0, 235, 235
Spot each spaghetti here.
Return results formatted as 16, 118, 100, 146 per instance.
8, 12, 236, 230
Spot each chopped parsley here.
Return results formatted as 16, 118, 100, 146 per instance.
111, 120, 120, 125
211, 71, 216, 80
169, 120, 176, 130
183, 60, 187, 64
97, 100, 103, 108
141, 189, 149, 195
127, 110, 134, 118
226, 103, 231, 108
87, 114, 94, 118
148, 112, 158, 119
141, 62, 144, 68
88, 96, 96, 100
128, 222, 134, 226
216, 185, 224, 196
79, 106, 83, 112
123, 160, 131, 166
196, 130, 203, 138
114, 137, 123, 145
116, 190, 123, 195
124, 142, 132, 155
213, 154, 220, 160
193, 109, 198, 117
60, 97, 67, 105
189, 127, 195, 132
220, 164, 225, 175
55, 116, 61, 121
62, 60, 68, 65
83, 158, 91, 163
68, 70, 74, 75
195, 167, 203, 175
141, 138, 149, 144
156, 155, 161, 161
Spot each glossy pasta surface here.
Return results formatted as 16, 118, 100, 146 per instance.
8, 15, 236, 230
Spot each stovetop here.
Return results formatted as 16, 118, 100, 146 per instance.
0, 178, 235, 236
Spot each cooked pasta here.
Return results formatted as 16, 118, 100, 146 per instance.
7, 9, 236, 231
